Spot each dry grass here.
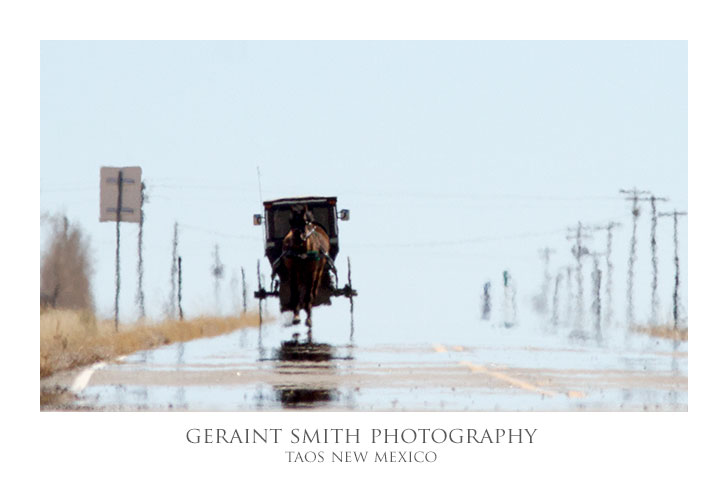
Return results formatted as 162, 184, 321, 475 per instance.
632, 324, 688, 342
40, 309, 262, 378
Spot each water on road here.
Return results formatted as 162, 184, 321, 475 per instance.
69, 299, 687, 411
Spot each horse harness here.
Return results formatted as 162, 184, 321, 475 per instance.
272, 222, 336, 272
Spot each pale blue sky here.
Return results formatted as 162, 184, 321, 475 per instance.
40, 41, 687, 342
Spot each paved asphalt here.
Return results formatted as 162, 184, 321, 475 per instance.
46, 312, 687, 411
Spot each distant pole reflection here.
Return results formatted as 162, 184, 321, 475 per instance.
175, 342, 187, 409
590, 254, 603, 344
481, 281, 492, 321
551, 273, 562, 328
139, 350, 149, 407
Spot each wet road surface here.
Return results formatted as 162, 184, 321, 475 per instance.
58, 306, 687, 411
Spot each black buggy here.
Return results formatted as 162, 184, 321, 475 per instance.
252, 196, 357, 314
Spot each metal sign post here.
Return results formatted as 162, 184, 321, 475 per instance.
100, 166, 142, 331
114, 171, 122, 332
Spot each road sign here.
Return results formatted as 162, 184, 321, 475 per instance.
100, 166, 142, 222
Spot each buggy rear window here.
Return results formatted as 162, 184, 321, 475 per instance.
268, 205, 332, 239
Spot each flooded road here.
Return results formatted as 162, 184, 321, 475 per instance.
59, 300, 687, 411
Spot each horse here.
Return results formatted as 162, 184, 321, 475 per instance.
281, 206, 330, 327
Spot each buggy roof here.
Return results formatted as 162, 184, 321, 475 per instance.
263, 196, 337, 208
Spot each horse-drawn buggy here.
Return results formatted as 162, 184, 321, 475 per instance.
253, 196, 356, 327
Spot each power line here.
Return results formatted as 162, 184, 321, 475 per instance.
40, 186, 97, 193
177, 222, 259, 241
348, 228, 566, 248
151, 184, 251, 191
310, 187, 626, 202
41, 181, 626, 203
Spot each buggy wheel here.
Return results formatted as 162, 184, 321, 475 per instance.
257, 259, 262, 292
344, 256, 357, 299
347, 257, 352, 289
256, 259, 265, 355
256, 259, 263, 328
347, 257, 355, 343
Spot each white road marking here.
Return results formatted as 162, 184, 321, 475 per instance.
70, 362, 107, 394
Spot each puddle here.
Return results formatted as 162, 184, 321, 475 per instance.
63, 280, 686, 412
72, 310, 686, 411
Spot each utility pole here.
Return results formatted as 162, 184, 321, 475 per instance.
178, 256, 183, 321
136, 182, 146, 320
169, 221, 179, 319
565, 266, 573, 327
502, 270, 517, 327
212, 244, 224, 314
659, 209, 687, 330
567, 222, 591, 332
482, 281, 492, 320
648, 195, 669, 325
551, 271, 563, 327
589, 221, 621, 328
114, 171, 122, 331
241, 267, 248, 313
588, 253, 604, 342
603, 221, 620, 328
536, 248, 556, 316
620, 188, 652, 328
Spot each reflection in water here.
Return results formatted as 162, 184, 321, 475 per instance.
114, 384, 125, 406
175, 342, 188, 409
671, 339, 681, 374
277, 384, 336, 406
667, 339, 681, 408
139, 350, 149, 407
270, 333, 349, 409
